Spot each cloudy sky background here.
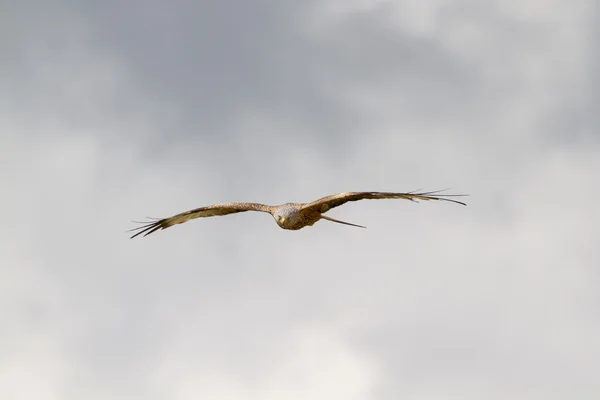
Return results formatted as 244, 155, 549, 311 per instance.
1, 0, 599, 399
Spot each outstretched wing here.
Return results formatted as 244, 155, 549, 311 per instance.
129, 202, 273, 238
301, 190, 467, 214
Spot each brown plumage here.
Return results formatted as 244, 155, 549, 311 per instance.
129, 190, 467, 238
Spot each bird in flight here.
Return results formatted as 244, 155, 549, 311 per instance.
129, 190, 467, 238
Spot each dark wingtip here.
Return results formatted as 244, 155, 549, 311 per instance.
410, 189, 468, 206
128, 219, 164, 239
438, 196, 468, 206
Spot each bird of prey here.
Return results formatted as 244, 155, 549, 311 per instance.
129, 190, 466, 238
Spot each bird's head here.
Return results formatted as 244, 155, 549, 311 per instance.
273, 206, 298, 228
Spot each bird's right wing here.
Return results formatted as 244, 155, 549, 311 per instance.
129, 202, 273, 238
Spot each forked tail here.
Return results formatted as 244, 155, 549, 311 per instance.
320, 214, 366, 228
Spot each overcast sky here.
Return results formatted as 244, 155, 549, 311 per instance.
1, 0, 599, 399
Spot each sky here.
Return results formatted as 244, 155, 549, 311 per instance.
1, 0, 599, 399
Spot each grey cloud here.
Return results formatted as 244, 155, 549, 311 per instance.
52, 0, 482, 151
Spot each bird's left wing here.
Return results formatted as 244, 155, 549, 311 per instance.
300, 190, 467, 214
129, 202, 273, 238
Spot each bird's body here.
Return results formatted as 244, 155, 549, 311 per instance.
129, 190, 467, 238
272, 203, 319, 230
